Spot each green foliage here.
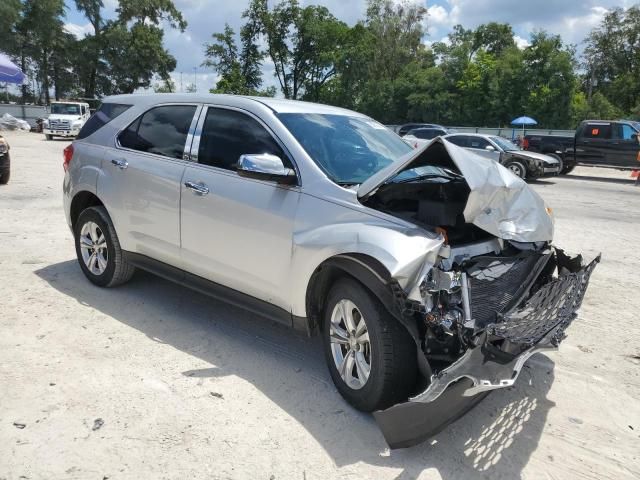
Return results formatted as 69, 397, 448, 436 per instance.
154, 77, 176, 93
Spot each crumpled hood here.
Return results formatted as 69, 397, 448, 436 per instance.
511, 150, 560, 165
358, 138, 554, 242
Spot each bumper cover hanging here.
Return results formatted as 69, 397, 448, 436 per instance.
374, 254, 600, 449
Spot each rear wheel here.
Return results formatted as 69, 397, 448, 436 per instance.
562, 163, 576, 174
74, 206, 135, 287
505, 160, 527, 179
322, 278, 417, 412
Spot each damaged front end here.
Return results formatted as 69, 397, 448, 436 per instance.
360, 139, 600, 449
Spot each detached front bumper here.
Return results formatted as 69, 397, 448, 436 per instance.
374, 252, 600, 449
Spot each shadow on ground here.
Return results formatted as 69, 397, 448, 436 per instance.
36, 260, 557, 479
565, 173, 637, 185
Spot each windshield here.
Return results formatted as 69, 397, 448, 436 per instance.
50, 103, 80, 115
490, 136, 520, 152
278, 113, 413, 184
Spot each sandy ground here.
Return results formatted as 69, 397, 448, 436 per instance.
0, 130, 639, 480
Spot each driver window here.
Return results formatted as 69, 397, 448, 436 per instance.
81, 105, 87, 115
198, 108, 287, 171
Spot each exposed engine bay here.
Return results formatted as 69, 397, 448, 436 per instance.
360, 138, 599, 448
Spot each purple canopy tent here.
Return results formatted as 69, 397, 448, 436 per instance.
0, 52, 25, 102
0, 53, 25, 84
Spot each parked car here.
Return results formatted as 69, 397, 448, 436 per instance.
0, 134, 10, 184
402, 127, 450, 148
63, 94, 598, 448
524, 120, 640, 171
445, 133, 561, 179
43, 101, 91, 140
397, 122, 445, 137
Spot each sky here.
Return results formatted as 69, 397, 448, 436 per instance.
61, 0, 636, 93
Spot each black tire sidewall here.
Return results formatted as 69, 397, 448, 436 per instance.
74, 208, 117, 287
322, 279, 398, 411
549, 154, 564, 173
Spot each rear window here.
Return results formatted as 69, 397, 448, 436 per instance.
77, 103, 131, 140
582, 123, 612, 139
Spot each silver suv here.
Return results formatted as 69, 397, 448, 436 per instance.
63, 94, 598, 448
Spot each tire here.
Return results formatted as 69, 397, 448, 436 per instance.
562, 163, 576, 174
322, 277, 417, 412
0, 165, 11, 185
74, 206, 135, 287
548, 154, 564, 174
505, 160, 527, 179
45, 134, 53, 140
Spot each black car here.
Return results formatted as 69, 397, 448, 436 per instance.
0, 135, 10, 185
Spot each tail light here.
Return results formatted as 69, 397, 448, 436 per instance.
63, 144, 74, 171
522, 138, 529, 150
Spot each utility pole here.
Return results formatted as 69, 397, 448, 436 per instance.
180, 72, 183, 93
193, 67, 197, 93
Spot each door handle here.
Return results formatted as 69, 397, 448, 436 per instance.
184, 180, 210, 196
111, 158, 128, 170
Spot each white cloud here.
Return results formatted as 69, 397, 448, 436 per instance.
513, 35, 530, 49
64, 22, 95, 39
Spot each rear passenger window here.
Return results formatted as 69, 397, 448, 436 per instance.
77, 103, 131, 140
583, 123, 612, 139
119, 105, 197, 159
197, 108, 286, 171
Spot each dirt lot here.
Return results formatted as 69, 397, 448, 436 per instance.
1, 130, 639, 480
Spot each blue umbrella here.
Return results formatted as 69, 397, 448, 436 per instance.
511, 116, 537, 138
0, 52, 25, 84
511, 116, 537, 126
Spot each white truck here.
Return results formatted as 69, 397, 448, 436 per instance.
43, 101, 91, 140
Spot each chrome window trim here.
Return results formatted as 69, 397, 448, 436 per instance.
114, 102, 202, 164
189, 104, 302, 187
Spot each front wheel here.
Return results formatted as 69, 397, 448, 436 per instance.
45, 134, 53, 140
322, 278, 417, 412
505, 160, 527, 179
74, 206, 135, 287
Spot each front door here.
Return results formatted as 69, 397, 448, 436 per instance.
611, 123, 640, 168
575, 122, 611, 165
180, 106, 300, 312
99, 104, 200, 267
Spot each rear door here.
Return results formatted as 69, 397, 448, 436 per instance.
575, 122, 611, 165
611, 122, 640, 168
100, 103, 200, 267
179, 106, 300, 312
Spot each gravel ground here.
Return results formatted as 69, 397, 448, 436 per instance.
1, 130, 639, 480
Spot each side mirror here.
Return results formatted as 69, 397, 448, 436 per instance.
632, 133, 639, 143
485, 145, 496, 152
237, 153, 297, 185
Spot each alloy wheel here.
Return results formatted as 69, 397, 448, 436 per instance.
79, 221, 108, 275
329, 299, 372, 390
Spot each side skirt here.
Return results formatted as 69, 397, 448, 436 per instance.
124, 252, 308, 332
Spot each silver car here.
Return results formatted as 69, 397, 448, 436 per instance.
63, 94, 598, 448
445, 133, 561, 179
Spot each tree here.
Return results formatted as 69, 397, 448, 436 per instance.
20, 0, 67, 104
242, 0, 347, 100
74, 0, 105, 98
154, 77, 176, 93
0, 0, 21, 55
584, 6, 640, 115
521, 32, 577, 128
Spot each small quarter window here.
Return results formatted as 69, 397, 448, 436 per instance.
583, 123, 612, 139
77, 103, 131, 140
119, 105, 197, 159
